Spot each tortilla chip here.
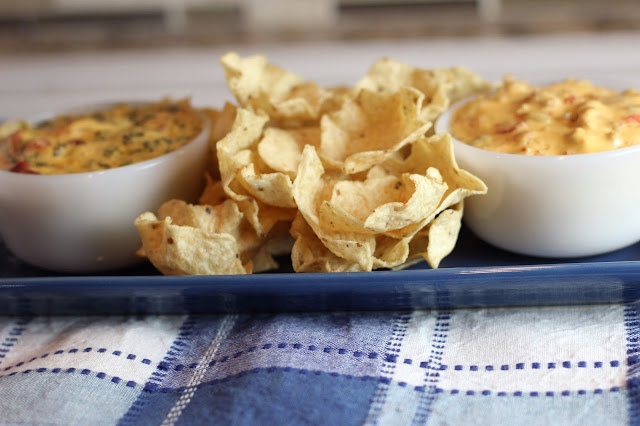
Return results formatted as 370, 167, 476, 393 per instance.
319, 170, 448, 234
368, 133, 486, 239
134, 212, 247, 275
294, 145, 383, 271
221, 52, 331, 123
319, 87, 431, 174
356, 58, 489, 122
257, 127, 320, 178
136, 53, 489, 275
290, 213, 365, 273
216, 108, 269, 184
404, 202, 464, 269
237, 163, 296, 208
252, 220, 295, 273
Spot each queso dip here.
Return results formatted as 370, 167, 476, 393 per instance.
0, 99, 203, 174
450, 76, 640, 155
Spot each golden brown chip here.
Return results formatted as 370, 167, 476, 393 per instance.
252, 220, 295, 273
136, 53, 489, 275
372, 234, 411, 270
157, 199, 243, 237
215, 107, 297, 235
134, 212, 247, 275
231, 192, 297, 238
355, 58, 489, 122
401, 133, 487, 209
290, 213, 365, 273
216, 108, 269, 184
221, 52, 331, 124
363, 171, 446, 233
237, 163, 296, 208
319, 170, 448, 235
136, 198, 288, 274
154, 198, 265, 262
368, 133, 486, 239
405, 202, 464, 269
319, 87, 431, 174
222, 161, 297, 236
319, 85, 357, 116
293, 145, 381, 271
257, 127, 320, 178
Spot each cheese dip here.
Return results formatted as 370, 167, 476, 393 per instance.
450, 76, 640, 155
0, 99, 203, 174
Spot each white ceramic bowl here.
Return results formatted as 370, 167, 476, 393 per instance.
0, 103, 211, 273
435, 93, 640, 258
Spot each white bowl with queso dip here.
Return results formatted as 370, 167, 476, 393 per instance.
0, 99, 211, 273
435, 76, 640, 258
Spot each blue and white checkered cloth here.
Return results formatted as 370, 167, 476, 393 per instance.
0, 304, 638, 425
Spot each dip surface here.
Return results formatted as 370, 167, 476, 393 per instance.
450, 76, 640, 155
0, 99, 203, 174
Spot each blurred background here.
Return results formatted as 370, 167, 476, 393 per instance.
1, 0, 640, 54
1, 0, 639, 119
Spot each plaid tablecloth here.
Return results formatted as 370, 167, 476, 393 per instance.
3, 32, 640, 425
0, 304, 636, 425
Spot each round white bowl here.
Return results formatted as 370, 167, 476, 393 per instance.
435, 93, 640, 258
0, 103, 211, 273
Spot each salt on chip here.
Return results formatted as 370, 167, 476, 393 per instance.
134, 212, 247, 275
319, 87, 431, 174
355, 58, 489, 122
221, 52, 330, 123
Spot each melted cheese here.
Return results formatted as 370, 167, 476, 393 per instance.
450, 76, 640, 155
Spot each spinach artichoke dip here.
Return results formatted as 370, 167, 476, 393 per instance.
0, 99, 203, 174
450, 76, 640, 155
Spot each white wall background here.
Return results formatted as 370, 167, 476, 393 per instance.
1, 31, 640, 120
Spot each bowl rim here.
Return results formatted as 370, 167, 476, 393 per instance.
435, 80, 640, 164
0, 100, 211, 180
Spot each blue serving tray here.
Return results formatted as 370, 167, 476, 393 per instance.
1, 226, 639, 315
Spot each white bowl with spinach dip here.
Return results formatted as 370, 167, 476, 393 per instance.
0, 99, 204, 175
0, 99, 211, 273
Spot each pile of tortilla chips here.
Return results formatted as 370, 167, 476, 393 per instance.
134, 53, 488, 275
